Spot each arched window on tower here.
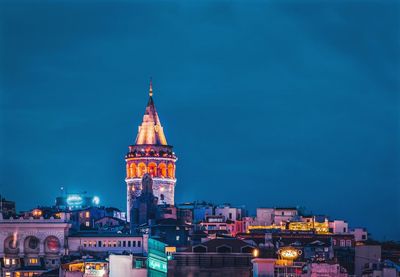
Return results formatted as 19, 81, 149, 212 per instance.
148, 162, 157, 177
138, 163, 146, 178
129, 163, 136, 178
126, 164, 130, 178
167, 163, 174, 178
158, 163, 167, 178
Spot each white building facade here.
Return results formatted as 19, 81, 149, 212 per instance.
0, 213, 70, 276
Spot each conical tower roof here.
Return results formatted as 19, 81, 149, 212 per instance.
134, 80, 168, 145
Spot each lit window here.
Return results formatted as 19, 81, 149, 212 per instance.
85, 221, 90, 227
29, 258, 39, 264
83, 241, 87, 247
4, 258, 10, 265
85, 211, 90, 218
176, 236, 180, 241
5, 273, 11, 277
11, 259, 16, 265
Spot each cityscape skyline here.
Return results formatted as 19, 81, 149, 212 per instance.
1, 0, 399, 243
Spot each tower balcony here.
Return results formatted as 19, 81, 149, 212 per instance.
125, 177, 176, 183
125, 144, 177, 160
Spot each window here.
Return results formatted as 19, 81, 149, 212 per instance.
83, 241, 87, 247
333, 239, 337, 246
282, 212, 284, 216
123, 241, 126, 247
29, 258, 39, 265
340, 240, 345, 247
346, 240, 352, 247
343, 227, 347, 233
85, 221, 90, 227
362, 235, 367, 240
118, 241, 121, 247
229, 213, 232, 220
132, 241, 136, 247
85, 211, 90, 218
4, 258, 10, 265
113, 241, 117, 247
5, 273, 11, 277
128, 241, 131, 247
176, 226, 180, 230
98, 241, 102, 247
52, 260, 55, 265
12, 259, 16, 265
138, 241, 141, 247
176, 236, 180, 241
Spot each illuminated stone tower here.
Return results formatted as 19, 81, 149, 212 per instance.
125, 81, 177, 221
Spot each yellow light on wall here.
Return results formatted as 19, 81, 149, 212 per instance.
32, 209, 42, 217
253, 249, 259, 257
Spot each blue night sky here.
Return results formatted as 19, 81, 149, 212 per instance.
1, 1, 399, 240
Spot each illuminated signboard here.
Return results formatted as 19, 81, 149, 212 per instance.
84, 262, 107, 277
165, 246, 176, 254
278, 247, 302, 260
66, 195, 83, 206
84, 269, 106, 277
148, 256, 167, 273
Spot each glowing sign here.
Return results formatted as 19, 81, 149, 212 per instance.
84, 262, 107, 277
165, 246, 176, 254
148, 256, 167, 273
84, 269, 106, 277
66, 195, 83, 206
92, 196, 100, 205
278, 247, 302, 260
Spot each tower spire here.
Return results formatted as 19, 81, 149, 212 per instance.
149, 78, 153, 97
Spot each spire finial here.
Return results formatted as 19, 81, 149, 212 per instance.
149, 77, 153, 97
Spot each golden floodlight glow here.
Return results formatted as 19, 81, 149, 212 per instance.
32, 209, 42, 217
278, 247, 302, 260
248, 225, 286, 231
253, 249, 259, 258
